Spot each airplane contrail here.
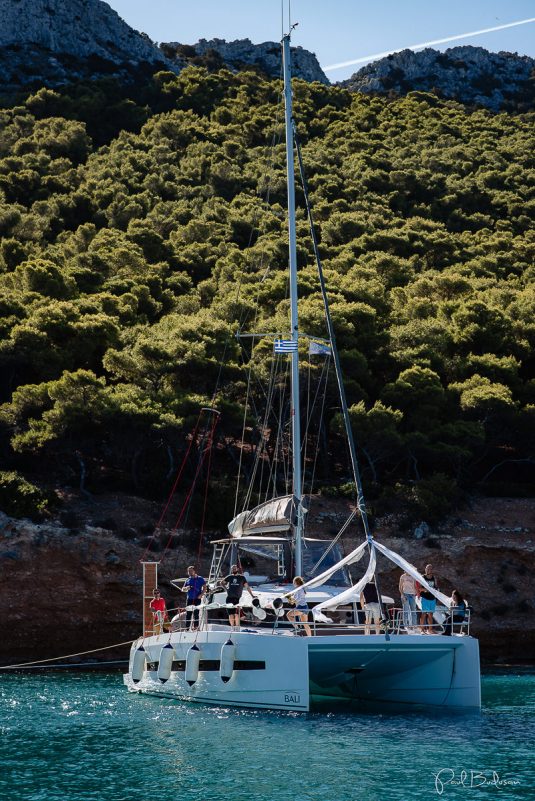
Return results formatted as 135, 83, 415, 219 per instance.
324, 17, 535, 72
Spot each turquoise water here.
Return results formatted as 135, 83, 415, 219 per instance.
1, 672, 534, 801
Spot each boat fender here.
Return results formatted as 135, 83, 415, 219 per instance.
272, 597, 285, 617
185, 643, 201, 686
131, 645, 146, 683
251, 598, 261, 608
220, 638, 236, 683
157, 643, 175, 683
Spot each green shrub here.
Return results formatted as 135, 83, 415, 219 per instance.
0, 471, 50, 519
395, 473, 459, 524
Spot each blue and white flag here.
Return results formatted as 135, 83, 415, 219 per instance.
308, 340, 331, 356
274, 339, 298, 353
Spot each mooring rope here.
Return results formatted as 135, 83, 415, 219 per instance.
0, 639, 136, 670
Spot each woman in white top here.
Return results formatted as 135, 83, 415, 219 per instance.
287, 576, 312, 637
399, 571, 417, 630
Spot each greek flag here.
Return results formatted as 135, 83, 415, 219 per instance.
274, 339, 298, 353
309, 341, 331, 356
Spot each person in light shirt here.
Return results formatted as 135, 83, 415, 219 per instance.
399, 571, 417, 631
287, 576, 312, 636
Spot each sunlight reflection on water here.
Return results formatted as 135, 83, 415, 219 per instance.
0, 671, 533, 801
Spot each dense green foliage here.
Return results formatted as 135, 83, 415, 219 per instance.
0, 67, 534, 521
0, 470, 52, 519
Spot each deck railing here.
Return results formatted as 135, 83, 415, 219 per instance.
156, 603, 470, 637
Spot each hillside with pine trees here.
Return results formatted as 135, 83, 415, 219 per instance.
0, 65, 534, 526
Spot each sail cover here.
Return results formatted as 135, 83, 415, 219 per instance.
312, 546, 377, 619
301, 539, 368, 589
373, 540, 451, 606
228, 495, 309, 537
309, 539, 452, 618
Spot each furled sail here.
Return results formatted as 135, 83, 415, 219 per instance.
309, 539, 451, 618
373, 540, 451, 606
312, 546, 377, 619
228, 495, 308, 537
301, 539, 368, 589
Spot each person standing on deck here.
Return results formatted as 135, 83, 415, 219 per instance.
360, 582, 381, 635
399, 571, 417, 631
287, 576, 312, 636
222, 565, 255, 629
149, 588, 167, 635
182, 566, 206, 630
417, 564, 439, 634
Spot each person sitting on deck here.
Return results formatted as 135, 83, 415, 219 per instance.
222, 564, 255, 629
149, 588, 167, 635
442, 590, 468, 636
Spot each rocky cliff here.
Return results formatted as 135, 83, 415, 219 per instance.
0, 496, 533, 667
162, 38, 329, 84
0, 1, 327, 91
341, 46, 535, 111
0, 0, 166, 63
0, 0, 174, 90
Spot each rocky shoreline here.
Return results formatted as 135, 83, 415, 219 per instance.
0, 495, 533, 666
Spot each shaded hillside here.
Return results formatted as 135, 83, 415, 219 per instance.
0, 67, 534, 525
1, 497, 534, 664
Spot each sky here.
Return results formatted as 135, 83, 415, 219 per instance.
104, 0, 535, 81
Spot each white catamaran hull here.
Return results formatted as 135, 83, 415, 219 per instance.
124, 628, 481, 712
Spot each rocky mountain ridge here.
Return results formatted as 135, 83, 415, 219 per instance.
0, 0, 327, 90
0, 0, 168, 64
162, 37, 328, 84
342, 45, 535, 111
1, 0, 532, 110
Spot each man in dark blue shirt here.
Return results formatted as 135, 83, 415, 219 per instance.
182, 565, 206, 629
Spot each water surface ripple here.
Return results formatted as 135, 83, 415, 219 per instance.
1, 672, 533, 801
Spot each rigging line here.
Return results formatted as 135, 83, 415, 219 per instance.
300, 353, 314, 500
210, 94, 284, 407
139, 410, 203, 564
257, 352, 280, 505
243, 352, 277, 509
162, 413, 220, 560
279, 357, 291, 495
197, 412, 217, 563
233, 342, 254, 518
264, 353, 288, 502
3, 660, 130, 670
294, 129, 373, 543
234, 98, 285, 334
310, 510, 358, 574
288, 0, 291, 37
301, 349, 327, 457
0, 640, 136, 670
302, 354, 330, 500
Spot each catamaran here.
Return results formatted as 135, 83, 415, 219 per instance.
124, 31, 481, 712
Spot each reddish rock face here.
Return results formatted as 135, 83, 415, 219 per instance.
0, 495, 533, 666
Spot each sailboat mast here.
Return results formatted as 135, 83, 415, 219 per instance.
282, 33, 303, 577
